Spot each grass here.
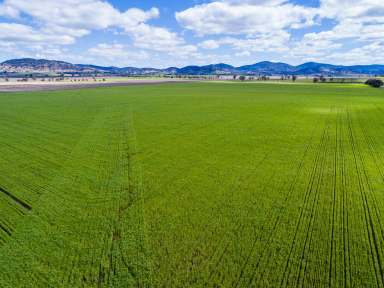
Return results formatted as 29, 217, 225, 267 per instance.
0, 82, 384, 287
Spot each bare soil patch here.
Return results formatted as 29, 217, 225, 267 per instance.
0, 79, 193, 92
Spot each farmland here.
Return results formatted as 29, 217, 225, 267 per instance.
1, 82, 384, 287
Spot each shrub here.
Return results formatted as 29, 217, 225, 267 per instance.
365, 79, 384, 88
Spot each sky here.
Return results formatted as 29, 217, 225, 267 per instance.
0, 0, 383, 68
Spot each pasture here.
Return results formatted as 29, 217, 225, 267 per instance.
1, 82, 384, 287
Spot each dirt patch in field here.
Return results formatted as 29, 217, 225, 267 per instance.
0, 79, 195, 92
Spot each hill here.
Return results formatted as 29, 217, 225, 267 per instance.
1, 58, 384, 76
1, 58, 79, 73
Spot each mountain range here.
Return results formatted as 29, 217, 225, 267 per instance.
1, 58, 384, 76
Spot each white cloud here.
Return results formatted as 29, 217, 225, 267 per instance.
128, 24, 185, 51
288, 0, 384, 64
199, 40, 221, 50
225, 0, 287, 4
170, 45, 199, 59
301, 0, 384, 43
0, 23, 75, 44
0, 0, 159, 31
0, 0, 183, 55
176, 1, 317, 36
88, 43, 149, 66
319, 0, 384, 20
120, 23, 198, 58
227, 32, 290, 52
198, 31, 290, 54
174, 0, 384, 66
0, 0, 200, 63
0, 2, 18, 17
318, 41, 384, 65
235, 51, 251, 57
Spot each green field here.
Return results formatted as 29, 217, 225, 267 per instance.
1, 82, 384, 287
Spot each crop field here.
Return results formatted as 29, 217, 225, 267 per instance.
1, 82, 384, 287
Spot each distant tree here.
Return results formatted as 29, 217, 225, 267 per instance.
292, 75, 297, 82
313, 77, 319, 83
233, 75, 237, 80
365, 79, 384, 88
239, 75, 246, 81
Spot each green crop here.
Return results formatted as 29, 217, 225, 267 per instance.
1, 82, 384, 287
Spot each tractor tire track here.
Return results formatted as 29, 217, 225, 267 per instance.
280, 118, 330, 288
346, 110, 384, 287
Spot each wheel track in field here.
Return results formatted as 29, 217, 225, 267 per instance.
328, 109, 338, 288
97, 119, 126, 286
243, 123, 320, 287
0, 185, 32, 242
0, 186, 32, 211
215, 121, 319, 287
62, 111, 153, 287
338, 112, 352, 287
108, 112, 153, 287
356, 115, 384, 277
356, 108, 384, 236
104, 124, 132, 286
0, 221, 12, 244
280, 117, 330, 288
279, 125, 327, 287
296, 118, 330, 288
355, 110, 384, 279
131, 112, 154, 287
346, 110, 384, 287
350, 109, 384, 279
346, 110, 379, 287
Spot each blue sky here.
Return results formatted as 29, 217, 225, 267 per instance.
0, 0, 383, 67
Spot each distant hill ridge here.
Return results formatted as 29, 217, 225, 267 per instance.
1, 58, 384, 76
